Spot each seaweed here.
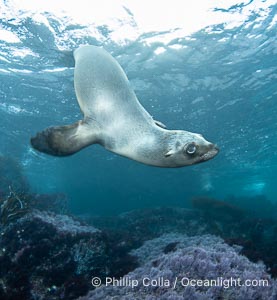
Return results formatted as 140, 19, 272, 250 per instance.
0, 186, 29, 225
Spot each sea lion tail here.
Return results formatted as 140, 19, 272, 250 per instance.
30, 120, 98, 156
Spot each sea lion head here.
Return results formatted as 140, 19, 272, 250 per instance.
164, 131, 219, 167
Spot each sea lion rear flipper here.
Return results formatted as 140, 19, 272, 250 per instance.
30, 120, 98, 156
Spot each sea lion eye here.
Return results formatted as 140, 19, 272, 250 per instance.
186, 143, 196, 155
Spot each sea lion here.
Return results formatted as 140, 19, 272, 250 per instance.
31, 45, 219, 167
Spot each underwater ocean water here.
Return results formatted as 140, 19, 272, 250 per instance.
1, 0, 277, 299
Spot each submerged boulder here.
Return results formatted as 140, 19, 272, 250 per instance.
0, 210, 137, 300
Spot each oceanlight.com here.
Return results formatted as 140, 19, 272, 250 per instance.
91, 276, 270, 289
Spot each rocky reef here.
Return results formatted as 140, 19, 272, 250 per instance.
0, 156, 137, 299
1, 155, 277, 299
1, 201, 277, 299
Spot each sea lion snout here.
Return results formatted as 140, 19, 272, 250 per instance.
214, 144, 220, 153
200, 143, 219, 161
208, 142, 219, 153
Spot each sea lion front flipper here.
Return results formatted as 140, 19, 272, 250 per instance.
154, 120, 167, 129
30, 120, 98, 156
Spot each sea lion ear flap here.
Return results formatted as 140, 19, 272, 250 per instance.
165, 149, 175, 157
165, 141, 182, 157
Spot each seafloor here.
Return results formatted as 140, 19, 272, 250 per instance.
1, 155, 277, 300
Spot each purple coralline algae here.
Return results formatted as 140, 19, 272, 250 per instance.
81, 234, 277, 300
30, 210, 99, 235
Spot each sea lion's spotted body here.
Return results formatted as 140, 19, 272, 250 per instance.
31, 46, 219, 167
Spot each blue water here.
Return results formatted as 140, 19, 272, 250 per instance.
0, 0, 276, 215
